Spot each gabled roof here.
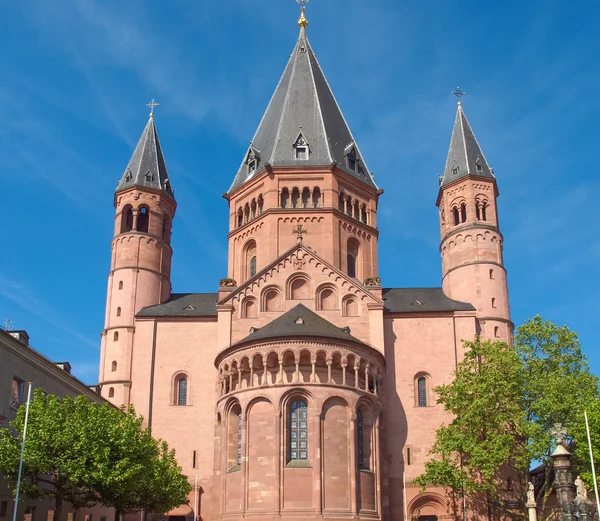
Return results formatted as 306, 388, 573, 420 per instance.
440, 103, 495, 187
228, 27, 377, 193
116, 115, 175, 199
382, 288, 475, 313
232, 303, 367, 347
137, 293, 218, 317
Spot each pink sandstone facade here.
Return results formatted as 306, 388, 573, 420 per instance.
98, 16, 512, 521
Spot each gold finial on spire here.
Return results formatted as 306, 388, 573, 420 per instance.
451, 87, 466, 106
146, 99, 160, 118
296, 0, 309, 28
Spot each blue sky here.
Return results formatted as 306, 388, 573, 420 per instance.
1, 0, 599, 384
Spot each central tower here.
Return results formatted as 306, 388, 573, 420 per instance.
224, 11, 382, 286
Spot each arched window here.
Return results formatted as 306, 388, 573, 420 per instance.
317, 286, 338, 311
491, 298, 496, 308
489, 269, 494, 280
338, 192, 345, 212
481, 203, 487, 221
357, 409, 365, 469
108, 387, 115, 398
242, 298, 258, 318
347, 239, 359, 278
116, 307, 121, 317
251, 199, 257, 219
258, 195, 264, 214
291, 188, 300, 208
228, 405, 242, 470
281, 188, 289, 208
137, 206, 149, 233
453, 207, 460, 226
244, 240, 257, 280
460, 203, 467, 223
289, 276, 310, 300
244, 203, 250, 223
346, 197, 353, 216
111, 361, 117, 372
360, 205, 367, 224
301, 188, 310, 208
289, 400, 308, 462
494, 326, 499, 338
237, 208, 243, 227
113, 331, 119, 341
356, 407, 372, 470
118, 281, 123, 290
312, 187, 321, 208
263, 288, 283, 312
177, 377, 188, 406
417, 377, 427, 407
343, 296, 359, 317
121, 205, 133, 233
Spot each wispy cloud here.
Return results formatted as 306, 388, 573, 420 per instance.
0, 275, 97, 350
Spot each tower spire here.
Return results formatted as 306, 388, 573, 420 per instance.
440, 98, 494, 187
116, 102, 174, 199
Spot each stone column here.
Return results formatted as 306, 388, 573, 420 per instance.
326, 359, 333, 383
228, 373, 233, 393
310, 358, 316, 383
237, 369, 242, 391
295, 360, 300, 383
552, 442, 576, 505
364, 364, 370, 392
342, 362, 347, 385
249, 362, 254, 388
132, 209, 139, 230
354, 364, 360, 389
278, 357, 284, 384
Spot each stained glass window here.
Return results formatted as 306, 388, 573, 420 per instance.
289, 400, 308, 461
357, 409, 365, 469
237, 411, 242, 466
178, 377, 187, 406
417, 377, 427, 407
250, 256, 257, 278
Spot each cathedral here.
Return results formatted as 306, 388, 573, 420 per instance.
98, 7, 512, 521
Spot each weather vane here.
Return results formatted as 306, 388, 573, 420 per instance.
146, 99, 160, 117
451, 87, 466, 105
296, 0, 310, 28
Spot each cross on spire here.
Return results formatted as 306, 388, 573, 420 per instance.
146, 99, 160, 117
451, 87, 466, 106
296, 0, 310, 27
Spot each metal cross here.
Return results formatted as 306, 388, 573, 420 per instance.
451, 87, 466, 100
296, 0, 310, 10
551, 423, 568, 445
146, 99, 160, 116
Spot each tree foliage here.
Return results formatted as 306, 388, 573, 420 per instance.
415, 316, 599, 511
0, 390, 191, 518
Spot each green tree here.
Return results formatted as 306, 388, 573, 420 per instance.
571, 399, 600, 491
415, 316, 599, 517
0, 390, 191, 520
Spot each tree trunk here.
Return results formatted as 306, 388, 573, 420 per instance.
55, 492, 63, 521
114, 509, 121, 521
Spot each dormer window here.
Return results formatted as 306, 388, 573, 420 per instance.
452, 162, 459, 176
145, 172, 154, 182
246, 147, 260, 176
125, 170, 133, 183
476, 159, 483, 172
294, 134, 309, 161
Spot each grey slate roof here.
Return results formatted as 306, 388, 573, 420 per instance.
137, 293, 217, 317
116, 115, 175, 199
135, 289, 473, 318
382, 288, 475, 313
233, 304, 367, 347
228, 27, 377, 193
440, 104, 495, 187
